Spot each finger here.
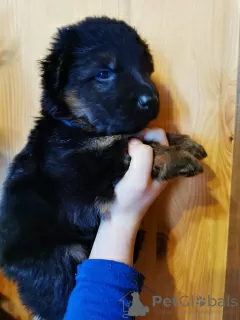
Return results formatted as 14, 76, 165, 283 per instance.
143, 128, 169, 146
125, 139, 153, 186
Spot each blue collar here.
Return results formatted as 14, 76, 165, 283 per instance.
60, 119, 81, 128
61, 119, 75, 127
58, 118, 95, 132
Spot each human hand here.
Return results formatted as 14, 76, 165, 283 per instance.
90, 129, 169, 265
111, 128, 169, 228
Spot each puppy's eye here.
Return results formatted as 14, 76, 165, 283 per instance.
95, 69, 115, 81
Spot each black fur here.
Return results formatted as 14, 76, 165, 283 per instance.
0, 17, 160, 319
0, 16, 207, 320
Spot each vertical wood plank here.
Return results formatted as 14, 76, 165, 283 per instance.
223, 25, 240, 320
131, 1, 239, 319
0, 1, 239, 319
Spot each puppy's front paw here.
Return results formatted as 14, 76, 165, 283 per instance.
180, 137, 207, 160
153, 149, 203, 181
176, 153, 203, 177
166, 133, 207, 160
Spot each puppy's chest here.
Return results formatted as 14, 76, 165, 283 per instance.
47, 137, 127, 196
58, 200, 100, 246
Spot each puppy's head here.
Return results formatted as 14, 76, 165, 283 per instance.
41, 17, 159, 134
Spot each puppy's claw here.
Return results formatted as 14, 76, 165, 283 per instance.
188, 144, 207, 160
178, 161, 203, 177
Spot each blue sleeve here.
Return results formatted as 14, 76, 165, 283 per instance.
64, 259, 145, 320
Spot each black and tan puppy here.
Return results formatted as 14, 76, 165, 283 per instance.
0, 17, 207, 319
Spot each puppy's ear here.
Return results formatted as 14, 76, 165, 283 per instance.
40, 27, 77, 104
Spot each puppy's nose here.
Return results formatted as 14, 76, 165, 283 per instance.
137, 95, 158, 111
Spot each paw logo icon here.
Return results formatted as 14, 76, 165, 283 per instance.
196, 296, 206, 307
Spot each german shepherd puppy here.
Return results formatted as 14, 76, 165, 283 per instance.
0, 17, 207, 319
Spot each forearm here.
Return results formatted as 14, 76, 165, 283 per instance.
64, 216, 144, 320
89, 215, 141, 266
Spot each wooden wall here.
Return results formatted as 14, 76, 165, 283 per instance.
0, 1, 239, 319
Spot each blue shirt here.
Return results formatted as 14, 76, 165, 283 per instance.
64, 259, 144, 319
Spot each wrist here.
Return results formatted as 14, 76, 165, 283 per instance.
109, 203, 147, 228
90, 214, 141, 266
102, 212, 142, 233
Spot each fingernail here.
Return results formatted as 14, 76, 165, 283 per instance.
130, 139, 141, 145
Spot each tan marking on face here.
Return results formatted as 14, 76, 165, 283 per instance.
65, 90, 89, 118
64, 90, 95, 131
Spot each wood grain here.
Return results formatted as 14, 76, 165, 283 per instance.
223, 26, 240, 320
133, 1, 239, 319
0, 1, 239, 319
